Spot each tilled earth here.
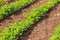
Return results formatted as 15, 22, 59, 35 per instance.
0, 0, 60, 40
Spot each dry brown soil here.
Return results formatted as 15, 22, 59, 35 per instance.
0, 0, 60, 40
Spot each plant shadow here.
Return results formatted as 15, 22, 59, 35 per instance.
17, 3, 59, 40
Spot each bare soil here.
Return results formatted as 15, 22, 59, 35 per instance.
0, 0, 60, 40
17, 3, 60, 40
0, 0, 48, 31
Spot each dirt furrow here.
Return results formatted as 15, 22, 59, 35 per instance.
0, 0, 48, 31
17, 3, 60, 40
0, 0, 60, 40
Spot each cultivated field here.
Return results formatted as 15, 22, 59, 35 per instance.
0, 0, 60, 40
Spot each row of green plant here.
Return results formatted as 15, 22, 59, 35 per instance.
26, 0, 60, 21
0, 0, 8, 3
49, 25, 60, 40
0, 0, 60, 40
0, 0, 35, 20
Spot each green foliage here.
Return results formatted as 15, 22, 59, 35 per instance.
54, 25, 60, 34
0, 0, 7, 3
0, 0, 35, 20
0, 0, 60, 40
50, 34, 60, 40
0, 18, 34, 40
26, 0, 60, 21
49, 25, 60, 40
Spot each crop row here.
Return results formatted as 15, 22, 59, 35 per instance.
49, 25, 60, 40
26, 0, 60, 21
0, 0, 35, 20
0, 0, 8, 3
0, 0, 60, 40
